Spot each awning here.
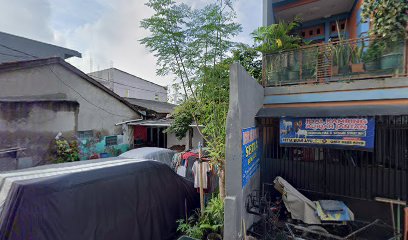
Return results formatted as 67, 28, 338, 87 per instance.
257, 103, 408, 118
126, 119, 204, 127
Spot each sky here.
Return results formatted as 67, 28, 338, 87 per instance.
0, 0, 262, 88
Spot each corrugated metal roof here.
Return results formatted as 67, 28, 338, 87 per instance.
125, 98, 176, 114
126, 119, 204, 127
0, 31, 81, 64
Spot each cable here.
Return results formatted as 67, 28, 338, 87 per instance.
2, 42, 165, 94
0, 43, 37, 59
47, 66, 133, 118
0, 43, 135, 118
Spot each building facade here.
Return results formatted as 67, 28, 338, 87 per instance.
89, 68, 168, 102
225, 0, 408, 239
0, 58, 140, 166
264, 0, 369, 43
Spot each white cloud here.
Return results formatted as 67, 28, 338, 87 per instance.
0, 0, 54, 42
0, 0, 262, 88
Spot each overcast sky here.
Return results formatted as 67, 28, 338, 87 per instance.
0, 0, 262, 87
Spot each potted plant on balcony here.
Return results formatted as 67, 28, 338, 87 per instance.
350, 43, 365, 73
329, 21, 351, 76
331, 43, 351, 75
252, 18, 303, 84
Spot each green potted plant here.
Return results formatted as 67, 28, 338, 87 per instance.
331, 43, 351, 75
253, 18, 303, 83
350, 43, 365, 73
329, 21, 352, 75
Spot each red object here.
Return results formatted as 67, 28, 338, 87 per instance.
134, 126, 147, 142
182, 151, 198, 160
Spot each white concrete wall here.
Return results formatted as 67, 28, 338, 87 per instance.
0, 64, 139, 135
166, 127, 204, 150
167, 132, 185, 148
191, 127, 202, 149
89, 68, 168, 102
224, 64, 264, 240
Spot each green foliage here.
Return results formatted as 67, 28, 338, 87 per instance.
141, 0, 241, 98
177, 195, 224, 239
142, 0, 242, 195
328, 21, 352, 67
55, 139, 79, 163
252, 19, 302, 54
229, 44, 262, 82
166, 100, 195, 140
351, 43, 365, 64
361, 0, 408, 42
362, 41, 385, 62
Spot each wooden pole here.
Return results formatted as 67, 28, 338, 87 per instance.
199, 142, 205, 215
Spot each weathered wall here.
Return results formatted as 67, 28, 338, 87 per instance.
0, 100, 78, 170
0, 63, 139, 136
224, 63, 264, 239
89, 68, 168, 102
167, 127, 203, 150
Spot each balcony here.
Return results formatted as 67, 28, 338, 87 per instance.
262, 37, 407, 87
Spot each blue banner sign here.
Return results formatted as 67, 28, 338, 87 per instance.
280, 117, 375, 150
242, 127, 260, 188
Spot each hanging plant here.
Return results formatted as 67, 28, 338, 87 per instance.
361, 0, 408, 42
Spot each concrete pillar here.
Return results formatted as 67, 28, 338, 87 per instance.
263, 0, 275, 26
224, 63, 264, 239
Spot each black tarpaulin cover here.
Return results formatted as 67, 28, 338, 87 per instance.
0, 160, 199, 240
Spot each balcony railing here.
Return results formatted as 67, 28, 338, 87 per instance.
262, 37, 408, 87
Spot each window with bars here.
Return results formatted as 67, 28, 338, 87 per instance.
259, 116, 408, 201
77, 130, 94, 139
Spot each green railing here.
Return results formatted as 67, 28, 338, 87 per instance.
262, 37, 407, 87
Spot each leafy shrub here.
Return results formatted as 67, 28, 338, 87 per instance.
177, 195, 224, 239
55, 139, 80, 163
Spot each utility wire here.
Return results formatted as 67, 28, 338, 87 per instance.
47, 66, 133, 118
1, 43, 134, 118
0, 43, 37, 59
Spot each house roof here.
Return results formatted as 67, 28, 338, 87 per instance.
0, 31, 81, 64
125, 118, 203, 127
124, 98, 176, 114
89, 68, 167, 90
0, 57, 140, 114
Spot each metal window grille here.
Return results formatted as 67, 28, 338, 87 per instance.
259, 116, 408, 201
77, 130, 94, 139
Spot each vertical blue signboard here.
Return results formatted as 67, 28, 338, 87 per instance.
280, 117, 375, 150
242, 127, 260, 188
